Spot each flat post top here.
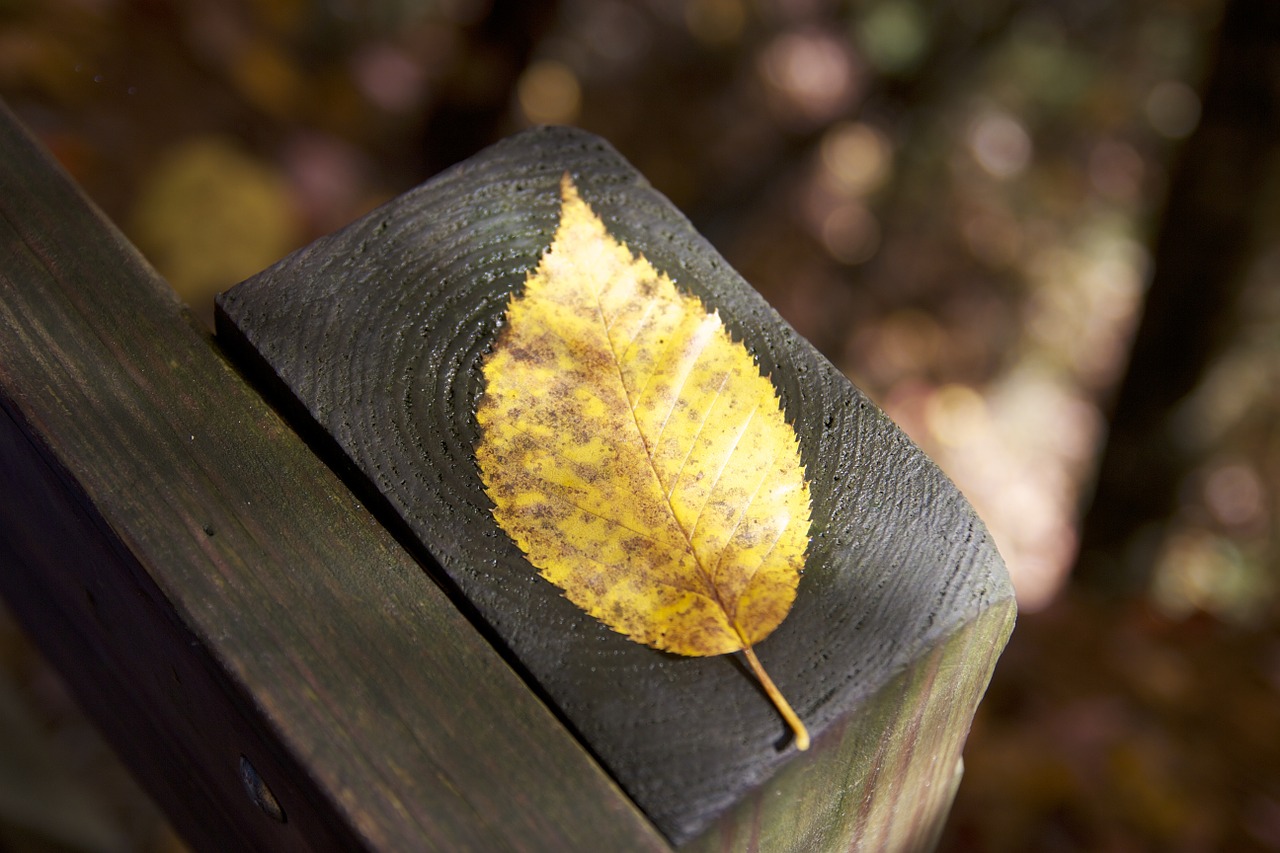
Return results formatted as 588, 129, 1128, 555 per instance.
217, 126, 1015, 846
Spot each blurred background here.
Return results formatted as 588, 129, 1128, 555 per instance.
1, 0, 1278, 849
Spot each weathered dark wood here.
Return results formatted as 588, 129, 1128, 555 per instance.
217, 125, 1017, 847
686, 602, 1013, 853
0, 102, 668, 852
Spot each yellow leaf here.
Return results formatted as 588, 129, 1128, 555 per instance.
476, 175, 812, 750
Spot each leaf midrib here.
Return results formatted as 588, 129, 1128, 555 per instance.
590, 279, 756, 637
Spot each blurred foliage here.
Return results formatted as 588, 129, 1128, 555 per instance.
1150, 224, 1280, 628
945, 592, 1280, 850
130, 136, 297, 323
2, 0, 1279, 850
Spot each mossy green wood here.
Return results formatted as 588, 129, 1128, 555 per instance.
687, 602, 1016, 852
0, 103, 668, 852
217, 126, 1016, 847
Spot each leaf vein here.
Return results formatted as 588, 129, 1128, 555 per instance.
588, 277, 737, 611
633, 323, 684, 409
688, 404, 760, 543
727, 522, 790, 629
615, 298, 660, 363
533, 477, 686, 552
710, 447, 782, 584
650, 326, 717, 462
665, 371, 729, 501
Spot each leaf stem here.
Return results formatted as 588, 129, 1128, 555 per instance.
740, 644, 810, 751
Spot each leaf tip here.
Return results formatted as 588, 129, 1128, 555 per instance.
559, 170, 579, 203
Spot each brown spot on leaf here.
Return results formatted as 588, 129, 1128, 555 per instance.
474, 175, 812, 749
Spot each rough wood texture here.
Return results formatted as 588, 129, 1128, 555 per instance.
217, 126, 1017, 847
0, 103, 668, 852
685, 603, 1013, 852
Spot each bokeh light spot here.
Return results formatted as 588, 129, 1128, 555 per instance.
517, 59, 581, 125
820, 121, 892, 196
759, 29, 858, 126
969, 111, 1032, 179
1203, 461, 1266, 530
1152, 530, 1271, 624
925, 383, 988, 448
857, 0, 929, 74
685, 0, 746, 47
820, 202, 881, 264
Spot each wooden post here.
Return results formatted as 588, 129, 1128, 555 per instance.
0, 103, 667, 851
217, 126, 1017, 849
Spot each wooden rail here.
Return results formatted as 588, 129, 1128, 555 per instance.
0, 102, 666, 851
1, 100, 1015, 852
